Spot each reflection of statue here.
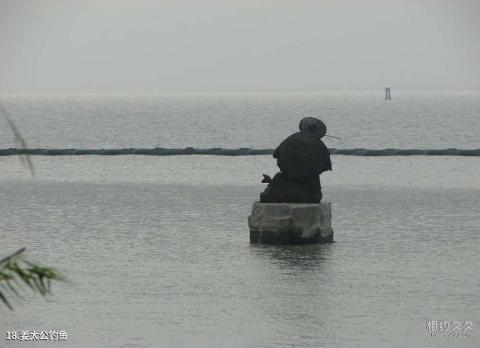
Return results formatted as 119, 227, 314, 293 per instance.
260, 117, 332, 203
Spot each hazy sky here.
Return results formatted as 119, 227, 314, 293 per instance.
1, 0, 479, 93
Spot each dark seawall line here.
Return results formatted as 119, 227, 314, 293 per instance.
1, 148, 480, 156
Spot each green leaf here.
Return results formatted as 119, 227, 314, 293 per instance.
0, 248, 65, 310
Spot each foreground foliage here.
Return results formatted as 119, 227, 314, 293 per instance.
0, 248, 64, 310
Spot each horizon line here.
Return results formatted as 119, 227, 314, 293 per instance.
1, 88, 479, 97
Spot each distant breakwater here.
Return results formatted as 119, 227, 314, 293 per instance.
1, 148, 479, 156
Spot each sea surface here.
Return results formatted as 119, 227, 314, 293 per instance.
1, 92, 479, 347
0, 91, 479, 149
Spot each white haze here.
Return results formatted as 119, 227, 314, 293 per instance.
0, 0, 479, 93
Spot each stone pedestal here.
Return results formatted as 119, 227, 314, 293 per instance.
248, 202, 333, 244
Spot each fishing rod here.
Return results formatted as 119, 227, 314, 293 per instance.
324, 134, 344, 143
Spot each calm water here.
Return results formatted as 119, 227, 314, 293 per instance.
1, 93, 480, 347
0, 92, 479, 149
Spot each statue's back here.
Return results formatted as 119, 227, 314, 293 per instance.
274, 132, 331, 182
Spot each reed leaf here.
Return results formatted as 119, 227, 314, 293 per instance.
0, 248, 64, 310
0, 102, 35, 177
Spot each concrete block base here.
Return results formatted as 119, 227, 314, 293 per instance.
248, 202, 333, 244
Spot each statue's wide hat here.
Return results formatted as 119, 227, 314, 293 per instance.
299, 117, 327, 138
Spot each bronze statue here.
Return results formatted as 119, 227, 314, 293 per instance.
260, 117, 332, 203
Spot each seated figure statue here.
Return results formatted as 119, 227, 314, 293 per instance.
260, 117, 332, 203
